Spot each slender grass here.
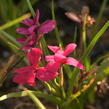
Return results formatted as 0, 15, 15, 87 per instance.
95, 0, 108, 29
24, 89, 46, 109
0, 91, 62, 105
0, 30, 20, 47
51, 0, 63, 48
81, 21, 109, 60
0, 13, 31, 30
26, 0, 35, 17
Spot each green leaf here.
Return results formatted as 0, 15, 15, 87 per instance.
24, 89, 46, 109
0, 91, 62, 105
51, 0, 63, 48
0, 13, 31, 30
95, 60, 109, 81
26, 0, 35, 17
18, 0, 37, 15
0, 30, 20, 47
81, 21, 109, 60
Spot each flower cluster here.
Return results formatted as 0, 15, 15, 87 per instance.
13, 9, 84, 86
16, 9, 55, 50
13, 48, 58, 86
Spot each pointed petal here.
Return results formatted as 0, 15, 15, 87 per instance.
56, 50, 64, 55
22, 46, 33, 50
13, 71, 36, 86
45, 55, 54, 62
13, 66, 33, 73
27, 25, 36, 34
54, 55, 67, 63
48, 45, 60, 53
27, 48, 42, 65
21, 18, 34, 26
38, 20, 56, 35
16, 28, 29, 35
64, 43, 77, 56
36, 67, 58, 82
45, 62, 60, 72
16, 38, 26, 44
66, 57, 84, 70
33, 9, 40, 24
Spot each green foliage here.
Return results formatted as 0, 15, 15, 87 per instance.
0, 0, 109, 109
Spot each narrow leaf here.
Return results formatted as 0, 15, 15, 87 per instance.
0, 13, 31, 30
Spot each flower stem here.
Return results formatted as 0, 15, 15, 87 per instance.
94, 0, 108, 31
82, 14, 87, 52
51, 0, 63, 48
59, 67, 66, 99
24, 88, 46, 109
26, 0, 35, 17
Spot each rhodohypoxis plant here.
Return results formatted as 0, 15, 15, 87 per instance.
13, 43, 84, 86
16, 9, 56, 50
1, 0, 109, 108
0, 8, 93, 109
11, 8, 85, 107
13, 48, 58, 86
46, 43, 84, 71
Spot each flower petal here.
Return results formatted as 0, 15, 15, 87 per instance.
27, 48, 42, 65
48, 45, 60, 53
16, 38, 26, 44
36, 67, 58, 82
54, 54, 67, 63
22, 46, 33, 50
64, 43, 77, 56
38, 20, 56, 35
66, 57, 84, 70
33, 9, 40, 24
27, 25, 36, 34
16, 27, 30, 35
45, 62, 60, 72
45, 55, 55, 62
55, 50, 64, 55
21, 18, 34, 26
13, 66, 33, 73
13, 70, 36, 86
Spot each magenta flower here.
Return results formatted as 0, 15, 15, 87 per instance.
13, 48, 58, 86
45, 43, 84, 72
16, 9, 56, 50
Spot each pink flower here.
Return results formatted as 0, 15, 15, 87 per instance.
45, 43, 84, 72
13, 48, 58, 86
16, 9, 56, 50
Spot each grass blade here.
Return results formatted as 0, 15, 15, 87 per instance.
0, 91, 62, 105
51, 0, 63, 48
24, 89, 46, 109
0, 13, 31, 30
26, 0, 35, 17
0, 30, 20, 47
81, 21, 109, 60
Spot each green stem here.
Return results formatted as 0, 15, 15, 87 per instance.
96, 0, 108, 29
59, 67, 66, 99
81, 21, 109, 60
40, 37, 49, 55
0, 13, 31, 30
67, 68, 79, 97
0, 30, 20, 47
91, 52, 109, 69
24, 89, 46, 109
82, 15, 87, 52
26, 0, 35, 17
0, 91, 62, 105
51, 0, 63, 48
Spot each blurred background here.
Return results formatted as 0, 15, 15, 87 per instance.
0, 0, 109, 109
